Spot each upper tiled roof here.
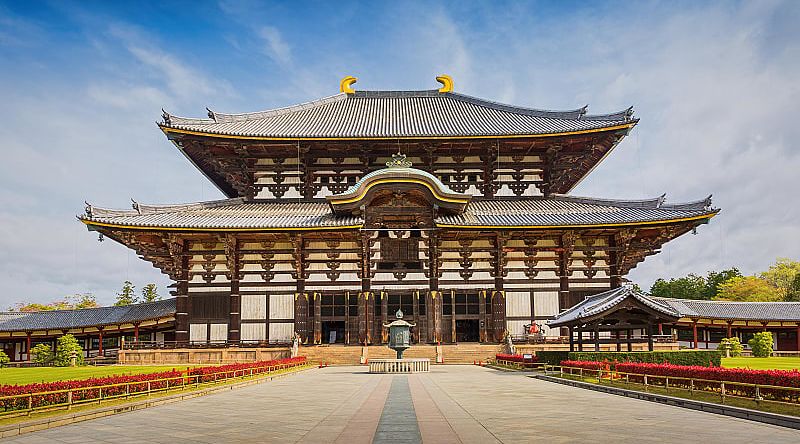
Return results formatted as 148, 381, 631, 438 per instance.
160, 90, 636, 139
80, 195, 716, 230
656, 298, 800, 322
0, 299, 176, 332
549, 286, 681, 327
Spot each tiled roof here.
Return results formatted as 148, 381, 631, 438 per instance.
160, 90, 635, 139
656, 298, 800, 322
549, 286, 681, 327
437, 195, 717, 227
80, 195, 716, 230
0, 299, 176, 332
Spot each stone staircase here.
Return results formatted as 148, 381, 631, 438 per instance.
440, 344, 502, 364
298, 343, 501, 365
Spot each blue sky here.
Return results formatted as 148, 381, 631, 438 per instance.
1, 1, 798, 307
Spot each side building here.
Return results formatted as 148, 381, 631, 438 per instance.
77, 76, 718, 348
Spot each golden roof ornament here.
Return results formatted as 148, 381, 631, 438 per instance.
386, 151, 413, 168
340, 76, 357, 94
436, 74, 453, 93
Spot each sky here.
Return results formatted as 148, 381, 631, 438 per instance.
0, 0, 798, 308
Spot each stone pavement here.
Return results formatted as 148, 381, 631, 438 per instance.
6, 366, 800, 443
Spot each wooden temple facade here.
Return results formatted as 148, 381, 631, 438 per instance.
79, 76, 718, 347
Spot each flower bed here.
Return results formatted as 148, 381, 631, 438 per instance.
559, 359, 800, 402
0, 356, 307, 412
495, 354, 537, 363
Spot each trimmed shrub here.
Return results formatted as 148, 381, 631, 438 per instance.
536, 351, 570, 366
719, 337, 743, 357
54, 334, 84, 367
30, 344, 54, 365
568, 350, 721, 367
748, 332, 773, 358
0, 351, 9, 367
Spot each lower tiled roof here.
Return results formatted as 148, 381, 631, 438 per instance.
656, 298, 800, 322
549, 286, 681, 327
0, 299, 176, 332
80, 195, 716, 230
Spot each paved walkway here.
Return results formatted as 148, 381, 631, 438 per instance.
6, 366, 800, 443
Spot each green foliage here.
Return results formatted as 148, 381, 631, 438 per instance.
786, 273, 800, 302
53, 334, 84, 367
115, 280, 138, 306
748, 332, 774, 358
715, 276, 782, 302
70, 293, 98, 309
14, 293, 97, 312
141, 283, 160, 303
0, 350, 10, 366
567, 350, 722, 367
704, 268, 742, 299
30, 344, 54, 365
535, 351, 570, 366
760, 258, 800, 299
719, 337, 743, 357
650, 274, 708, 300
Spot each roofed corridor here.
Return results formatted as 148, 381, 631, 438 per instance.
6, 366, 799, 443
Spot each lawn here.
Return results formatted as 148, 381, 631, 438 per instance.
0, 365, 200, 385
722, 357, 800, 371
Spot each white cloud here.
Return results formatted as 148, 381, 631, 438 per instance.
258, 26, 292, 67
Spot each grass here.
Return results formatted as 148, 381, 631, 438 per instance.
554, 372, 800, 417
0, 365, 201, 386
722, 357, 800, 371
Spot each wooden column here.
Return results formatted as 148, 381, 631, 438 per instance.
594, 323, 600, 351
26, 332, 31, 362
692, 321, 699, 349
345, 291, 350, 345
726, 321, 733, 339
430, 291, 442, 343
796, 324, 800, 352
568, 326, 575, 352
626, 329, 632, 352
134, 323, 140, 344
360, 232, 372, 343
615, 330, 621, 351
295, 293, 309, 343
313, 293, 322, 344
412, 290, 420, 343
558, 232, 574, 310
647, 323, 654, 351
577, 328, 583, 351
381, 291, 389, 344
226, 234, 240, 345
492, 291, 506, 342
478, 290, 487, 343
173, 238, 189, 346
450, 289, 457, 343
608, 234, 621, 289
98, 329, 104, 357
493, 234, 506, 342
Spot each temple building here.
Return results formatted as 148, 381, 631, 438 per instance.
77, 75, 719, 348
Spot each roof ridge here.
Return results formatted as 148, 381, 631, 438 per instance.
552, 194, 665, 209
83, 198, 245, 219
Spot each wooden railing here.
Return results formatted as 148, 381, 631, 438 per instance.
546, 365, 800, 406
0, 361, 309, 418
122, 340, 292, 350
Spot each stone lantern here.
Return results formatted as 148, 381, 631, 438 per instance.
384, 309, 415, 359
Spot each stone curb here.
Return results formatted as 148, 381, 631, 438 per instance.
535, 374, 800, 430
0, 365, 313, 439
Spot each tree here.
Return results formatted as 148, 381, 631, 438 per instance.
53, 334, 84, 367
704, 268, 742, 299
0, 350, 9, 367
30, 344, 54, 365
760, 258, 800, 300
786, 273, 800, 302
649, 274, 707, 300
748, 332, 774, 358
70, 293, 98, 309
115, 280, 138, 306
141, 284, 160, 303
715, 276, 782, 302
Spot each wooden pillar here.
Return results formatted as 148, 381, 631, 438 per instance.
558, 235, 571, 310
134, 323, 140, 344
295, 293, 309, 344
450, 289, 457, 343
26, 332, 31, 362
226, 234, 241, 346
412, 290, 420, 343
658, 323, 664, 335
577, 328, 583, 352
726, 321, 733, 339
98, 329, 104, 356
692, 321, 699, 349
381, 291, 389, 343
647, 323, 654, 351
492, 291, 506, 342
430, 291, 442, 343
568, 326, 575, 352
593, 323, 600, 352
173, 238, 189, 346
345, 291, 350, 345
313, 293, 322, 344
796, 324, 800, 352
615, 330, 621, 351
608, 233, 621, 289
478, 290, 487, 343
360, 231, 372, 344
626, 329, 632, 352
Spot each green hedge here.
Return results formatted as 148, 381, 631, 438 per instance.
567, 350, 721, 367
535, 351, 571, 366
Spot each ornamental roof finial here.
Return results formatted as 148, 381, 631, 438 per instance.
386, 151, 412, 168
340, 76, 357, 94
436, 74, 454, 93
